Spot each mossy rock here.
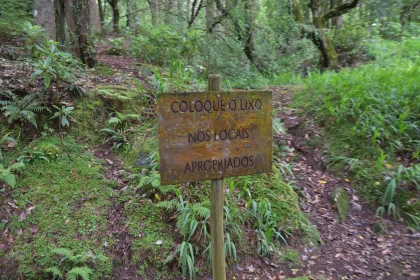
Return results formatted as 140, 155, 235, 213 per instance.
96, 85, 144, 113
71, 93, 108, 144
105, 47, 129, 56
329, 187, 350, 222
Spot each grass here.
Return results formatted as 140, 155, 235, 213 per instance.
292, 37, 420, 228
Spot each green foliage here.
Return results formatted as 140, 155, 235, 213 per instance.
23, 23, 85, 97
0, 90, 50, 128
0, 162, 25, 188
0, 133, 16, 163
0, 0, 32, 36
100, 112, 140, 152
246, 197, 287, 257
294, 37, 420, 225
28, 40, 82, 91
45, 247, 104, 280
50, 103, 76, 129
164, 241, 196, 280
130, 24, 203, 66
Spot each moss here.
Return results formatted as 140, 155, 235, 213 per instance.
33, 142, 61, 159
280, 249, 300, 264
96, 85, 145, 114
4, 136, 114, 279
93, 64, 117, 76
329, 188, 350, 222
70, 91, 107, 144
124, 199, 176, 278
105, 47, 129, 56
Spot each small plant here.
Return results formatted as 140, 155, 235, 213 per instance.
164, 241, 196, 280
45, 248, 106, 280
0, 90, 50, 128
157, 196, 211, 279
246, 197, 287, 257
0, 133, 16, 163
376, 164, 420, 220
17, 150, 49, 163
0, 162, 24, 188
100, 112, 140, 152
50, 102, 76, 129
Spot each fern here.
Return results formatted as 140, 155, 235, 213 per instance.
66, 267, 93, 280
45, 266, 63, 279
0, 90, 50, 127
155, 200, 178, 211
0, 162, 24, 188
191, 203, 210, 219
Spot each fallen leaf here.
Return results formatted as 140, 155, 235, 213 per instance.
30, 224, 39, 234
155, 193, 161, 201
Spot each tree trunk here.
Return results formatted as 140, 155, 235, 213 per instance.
34, 0, 56, 39
62, 0, 97, 67
98, 0, 105, 25
243, 0, 265, 74
54, 0, 67, 49
165, 0, 173, 24
90, 0, 102, 34
331, 0, 343, 29
206, 0, 215, 29
148, 0, 158, 25
312, 17, 339, 69
107, 0, 120, 32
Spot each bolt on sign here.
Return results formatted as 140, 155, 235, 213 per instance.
157, 91, 272, 185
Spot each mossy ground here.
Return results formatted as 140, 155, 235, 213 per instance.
1, 136, 114, 279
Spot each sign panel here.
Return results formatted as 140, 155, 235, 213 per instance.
157, 91, 272, 185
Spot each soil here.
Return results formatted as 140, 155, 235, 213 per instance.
1, 38, 419, 280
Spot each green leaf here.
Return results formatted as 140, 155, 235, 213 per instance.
44, 75, 51, 88
61, 116, 69, 127
30, 69, 43, 79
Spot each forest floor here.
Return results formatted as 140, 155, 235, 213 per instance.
0, 38, 419, 280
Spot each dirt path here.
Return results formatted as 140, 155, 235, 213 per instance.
267, 87, 420, 280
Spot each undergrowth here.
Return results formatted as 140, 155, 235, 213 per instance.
293, 37, 420, 228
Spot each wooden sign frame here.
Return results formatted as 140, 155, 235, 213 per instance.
157, 90, 272, 185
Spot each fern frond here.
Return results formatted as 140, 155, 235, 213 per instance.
0, 170, 16, 187
9, 162, 25, 171
51, 248, 74, 260
66, 266, 93, 280
45, 266, 63, 279
192, 205, 210, 219
156, 200, 178, 211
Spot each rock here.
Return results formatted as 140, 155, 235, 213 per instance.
329, 187, 350, 222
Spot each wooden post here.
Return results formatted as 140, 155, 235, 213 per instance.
208, 74, 226, 280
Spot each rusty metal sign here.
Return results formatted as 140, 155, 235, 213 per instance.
157, 91, 272, 185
